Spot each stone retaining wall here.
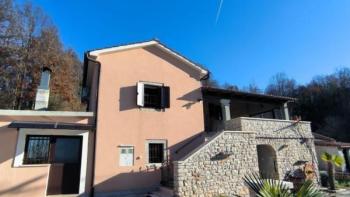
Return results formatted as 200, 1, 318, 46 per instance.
174, 131, 258, 197
256, 137, 317, 180
225, 117, 314, 138
174, 118, 319, 197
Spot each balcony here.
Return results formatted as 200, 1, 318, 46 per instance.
224, 117, 313, 138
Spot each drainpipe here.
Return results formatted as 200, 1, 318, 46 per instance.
85, 52, 101, 197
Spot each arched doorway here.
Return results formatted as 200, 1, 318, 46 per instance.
257, 144, 279, 179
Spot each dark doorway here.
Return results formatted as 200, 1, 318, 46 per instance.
206, 103, 223, 131
257, 144, 279, 179
46, 136, 82, 195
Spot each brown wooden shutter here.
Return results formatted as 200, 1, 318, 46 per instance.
161, 86, 170, 108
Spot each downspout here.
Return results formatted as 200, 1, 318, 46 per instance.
85, 52, 101, 197
199, 71, 210, 132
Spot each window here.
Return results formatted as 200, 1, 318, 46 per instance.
22, 135, 82, 165
146, 140, 167, 164
137, 82, 170, 109
23, 136, 50, 164
144, 85, 162, 108
119, 146, 134, 166
149, 143, 164, 163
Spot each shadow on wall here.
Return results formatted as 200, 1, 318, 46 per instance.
143, 46, 203, 80
119, 86, 137, 111
0, 175, 46, 196
0, 125, 18, 165
0, 125, 49, 196
119, 86, 202, 111
177, 88, 202, 109
170, 131, 206, 161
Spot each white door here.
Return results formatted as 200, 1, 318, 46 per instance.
119, 147, 133, 166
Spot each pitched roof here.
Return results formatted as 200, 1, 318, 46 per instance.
87, 39, 209, 77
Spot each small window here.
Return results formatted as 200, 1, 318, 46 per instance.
146, 140, 167, 164
23, 136, 50, 164
137, 82, 170, 109
144, 84, 162, 108
119, 146, 134, 166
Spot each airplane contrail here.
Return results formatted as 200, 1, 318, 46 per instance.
215, 0, 224, 24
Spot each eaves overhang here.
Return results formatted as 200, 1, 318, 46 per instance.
8, 121, 95, 130
85, 39, 209, 77
202, 87, 296, 103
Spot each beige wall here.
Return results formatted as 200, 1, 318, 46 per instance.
93, 46, 205, 193
0, 116, 92, 197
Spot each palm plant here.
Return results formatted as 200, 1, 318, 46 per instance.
321, 152, 345, 190
243, 173, 322, 197
295, 180, 323, 197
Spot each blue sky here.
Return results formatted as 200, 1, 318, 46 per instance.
28, 0, 350, 88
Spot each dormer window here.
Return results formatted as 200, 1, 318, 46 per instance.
137, 82, 170, 109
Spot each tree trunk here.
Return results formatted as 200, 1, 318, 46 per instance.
328, 162, 336, 190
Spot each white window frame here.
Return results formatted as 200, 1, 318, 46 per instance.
145, 139, 167, 166
119, 146, 134, 167
13, 128, 89, 196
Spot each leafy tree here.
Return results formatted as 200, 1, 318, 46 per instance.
265, 72, 297, 97
264, 69, 350, 141
243, 81, 261, 93
321, 152, 345, 190
295, 68, 350, 140
0, 0, 83, 110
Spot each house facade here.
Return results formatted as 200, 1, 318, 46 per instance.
0, 40, 319, 197
83, 41, 208, 195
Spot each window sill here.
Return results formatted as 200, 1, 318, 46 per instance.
139, 108, 163, 112
14, 163, 49, 168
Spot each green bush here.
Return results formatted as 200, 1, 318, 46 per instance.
244, 173, 322, 197
335, 179, 350, 188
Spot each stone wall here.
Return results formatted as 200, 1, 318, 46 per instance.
227, 117, 318, 180
256, 138, 318, 180
225, 117, 314, 138
174, 131, 258, 197
174, 118, 319, 197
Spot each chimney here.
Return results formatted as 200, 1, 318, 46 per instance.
34, 67, 51, 110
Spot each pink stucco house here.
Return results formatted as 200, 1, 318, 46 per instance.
0, 40, 318, 197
